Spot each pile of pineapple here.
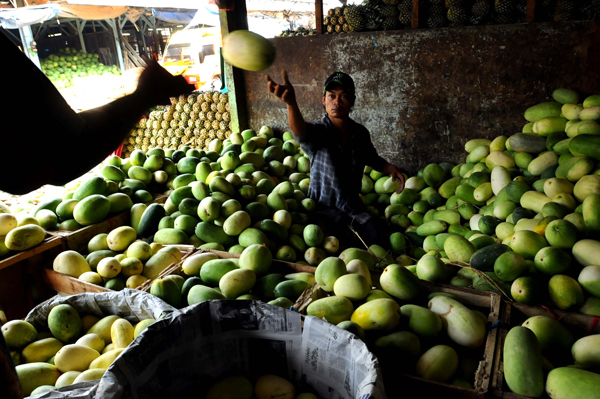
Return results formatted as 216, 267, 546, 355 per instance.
277, 27, 317, 37
123, 91, 232, 158
323, 0, 598, 33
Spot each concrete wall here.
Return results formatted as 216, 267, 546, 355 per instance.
242, 21, 598, 174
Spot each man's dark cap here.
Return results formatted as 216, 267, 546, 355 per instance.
323, 72, 355, 95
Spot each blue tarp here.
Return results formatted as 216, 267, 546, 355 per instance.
154, 5, 219, 27
0, 5, 59, 30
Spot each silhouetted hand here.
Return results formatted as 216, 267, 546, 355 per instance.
135, 57, 195, 106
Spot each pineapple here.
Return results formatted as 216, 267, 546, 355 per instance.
158, 128, 166, 137
553, 0, 575, 20
193, 102, 201, 112
161, 121, 169, 129
212, 91, 220, 103
135, 136, 143, 144
173, 111, 181, 121
219, 93, 228, 103
170, 120, 179, 129
175, 103, 184, 112
210, 103, 218, 112
187, 119, 195, 128
207, 112, 216, 121
152, 121, 160, 130
203, 92, 213, 103
178, 94, 188, 104
195, 120, 203, 129
204, 121, 212, 130
216, 102, 225, 113
219, 121, 228, 132
170, 97, 178, 105
187, 93, 198, 104
183, 103, 192, 114
222, 112, 230, 122
494, 0, 517, 14
472, 0, 492, 17
447, 7, 468, 23
345, 5, 367, 32
201, 102, 210, 112
215, 112, 223, 121
128, 137, 135, 145
167, 129, 174, 137
138, 118, 147, 128
212, 120, 220, 130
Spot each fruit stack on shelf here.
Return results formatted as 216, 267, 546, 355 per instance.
323, 0, 599, 33
277, 27, 318, 37
123, 91, 232, 158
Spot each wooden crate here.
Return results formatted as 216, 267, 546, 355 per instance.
0, 236, 66, 320
382, 282, 502, 399
48, 194, 167, 252
197, 249, 317, 273
49, 211, 130, 252
148, 248, 317, 302
42, 245, 195, 296
491, 301, 600, 398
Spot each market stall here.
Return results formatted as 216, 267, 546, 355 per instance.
2, 0, 600, 397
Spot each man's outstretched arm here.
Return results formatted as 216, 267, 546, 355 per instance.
266, 70, 306, 138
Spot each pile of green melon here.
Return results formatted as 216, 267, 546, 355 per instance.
359, 88, 600, 317
124, 128, 344, 264
40, 47, 120, 90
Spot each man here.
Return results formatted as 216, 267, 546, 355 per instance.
0, 32, 194, 195
266, 70, 405, 247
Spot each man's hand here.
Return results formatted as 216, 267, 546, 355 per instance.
266, 70, 297, 106
135, 57, 195, 106
391, 168, 406, 194
383, 163, 405, 193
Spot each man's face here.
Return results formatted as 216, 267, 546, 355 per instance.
322, 86, 354, 119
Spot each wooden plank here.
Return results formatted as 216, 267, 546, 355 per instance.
411, 0, 420, 29
41, 245, 194, 296
43, 268, 112, 294
219, 0, 249, 132
315, 0, 324, 35
0, 236, 64, 272
526, 0, 536, 23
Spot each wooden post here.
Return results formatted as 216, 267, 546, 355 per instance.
76, 20, 87, 53
107, 18, 125, 71
526, 0, 536, 23
315, 0, 324, 34
219, 0, 249, 132
411, 0, 419, 29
